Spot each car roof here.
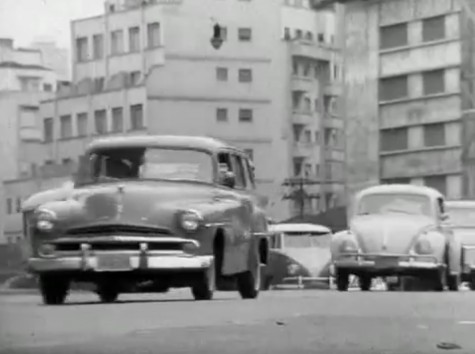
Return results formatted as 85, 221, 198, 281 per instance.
269, 223, 331, 233
356, 184, 443, 200
86, 135, 241, 153
445, 200, 475, 208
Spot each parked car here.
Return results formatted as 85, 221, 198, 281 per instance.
331, 184, 462, 292
23, 135, 270, 305
264, 223, 332, 289
445, 200, 475, 290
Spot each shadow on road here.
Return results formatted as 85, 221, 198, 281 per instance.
40, 297, 234, 306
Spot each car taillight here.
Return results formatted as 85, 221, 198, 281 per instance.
414, 238, 432, 255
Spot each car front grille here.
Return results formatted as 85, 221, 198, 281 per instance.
55, 241, 183, 252
65, 224, 171, 237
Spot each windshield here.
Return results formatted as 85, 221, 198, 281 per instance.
283, 232, 331, 248
78, 147, 214, 184
357, 193, 432, 217
446, 207, 475, 227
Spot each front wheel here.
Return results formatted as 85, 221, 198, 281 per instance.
336, 269, 349, 291
447, 273, 460, 291
431, 268, 447, 292
97, 282, 120, 303
192, 260, 216, 301
39, 274, 69, 305
359, 274, 372, 291
237, 259, 261, 299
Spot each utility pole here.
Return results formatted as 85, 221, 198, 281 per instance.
282, 177, 320, 220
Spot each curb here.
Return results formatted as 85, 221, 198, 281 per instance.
0, 288, 39, 296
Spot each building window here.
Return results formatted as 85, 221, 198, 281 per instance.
239, 108, 253, 122
16, 198, 22, 213
295, 29, 303, 39
379, 23, 408, 49
43, 83, 52, 92
317, 33, 324, 43
284, 27, 291, 40
93, 34, 104, 59
111, 29, 124, 55
424, 123, 446, 147
315, 163, 320, 177
216, 67, 228, 81
382, 178, 411, 184
147, 22, 161, 48
379, 75, 408, 101
423, 69, 445, 95
380, 127, 408, 151
220, 26, 228, 41
6, 198, 12, 215
111, 107, 124, 133
244, 149, 254, 161
238, 27, 252, 41
424, 175, 447, 195
130, 104, 144, 130
216, 108, 228, 122
94, 109, 107, 135
130, 71, 141, 86
94, 77, 105, 92
305, 31, 313, 41
62, 158, 72, 165
43, 117, 53, 142
77, 113, 88, 136
238, 68, 252, 83
422, 16, 445, 42
293, 157, 303, 176
129, 26, 140, 52
75, 37, 88, 62
59, 115, 72, 139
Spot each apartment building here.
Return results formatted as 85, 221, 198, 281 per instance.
2, 0, 344, 243
343, 0, 475, 212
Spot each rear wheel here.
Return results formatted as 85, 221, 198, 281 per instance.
469, 274, 475, 291
39, 274, 69, 305
447, 273, 460, 291
192, 260, 216, 301
431, 268, 446, 292
336, 269, 349, 291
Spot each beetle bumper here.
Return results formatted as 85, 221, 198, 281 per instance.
333, 253, 444, 276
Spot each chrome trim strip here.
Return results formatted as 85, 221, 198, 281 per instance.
53, 236, 199, 246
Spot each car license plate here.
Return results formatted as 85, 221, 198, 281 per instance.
96, 254, 132, 271
375, 257, 398, 269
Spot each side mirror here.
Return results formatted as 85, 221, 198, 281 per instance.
441, 213, 449, 221
222, 171, 236, 188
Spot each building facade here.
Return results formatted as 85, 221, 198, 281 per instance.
344, 0, 475, 213
2, 0, 344, 243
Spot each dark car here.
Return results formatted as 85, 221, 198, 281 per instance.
23, 135, 270, 305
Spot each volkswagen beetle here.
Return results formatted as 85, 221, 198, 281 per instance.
445, 200, 475, 290
331, 184, 461, 292
265, 223, 332, 289
24, 135, 270, 304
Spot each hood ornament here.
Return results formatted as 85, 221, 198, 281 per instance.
116, 184, 125, 219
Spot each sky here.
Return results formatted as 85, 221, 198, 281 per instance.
0, 0, 104, 49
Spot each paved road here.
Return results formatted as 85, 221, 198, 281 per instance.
1, 289, 474, 354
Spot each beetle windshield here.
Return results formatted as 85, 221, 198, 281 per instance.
77, 147, 214, 184
283, 232, 331, 248
446, 207, 475, 227
357, 193, 432, 216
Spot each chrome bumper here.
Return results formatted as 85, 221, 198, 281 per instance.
281, 276, 332, 289
28, 254, 213, 273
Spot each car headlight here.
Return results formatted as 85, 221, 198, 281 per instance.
340, 239, 358, 253
35, 209, 57, 232
38, 243, 56, 257
179, 210, 203, 232
414, 238, 432, 255
287, 262, 300, 275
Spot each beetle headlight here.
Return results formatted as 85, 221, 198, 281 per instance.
35, 209, 57, 232
180, 210, 203, 232
414, 238, 433, 255
340, 239, 358, 253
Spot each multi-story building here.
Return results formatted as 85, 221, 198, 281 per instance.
343, 0, 475, 213
2, 0, 344, 243
31, 38, 71, 82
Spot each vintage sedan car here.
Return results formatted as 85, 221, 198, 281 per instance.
265, 223, 332, 289
23, 135, 270, 305
445, 200, 475, 290
331, 184, 462, 292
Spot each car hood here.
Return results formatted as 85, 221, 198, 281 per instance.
451, 226, 475, 246
271, 247, 331, 277
350, 213, 435, 254
47, 181, 233, 231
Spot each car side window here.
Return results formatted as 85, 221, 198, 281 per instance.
230, 154, 246, 189
241, 156, 255, 190
437, 197, 445, 217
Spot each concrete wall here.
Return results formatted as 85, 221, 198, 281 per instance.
343, 1, 380, 214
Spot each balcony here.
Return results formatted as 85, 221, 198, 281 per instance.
324, 147, 345, 161
292, 110, 313, 125
293, 142, 318, 158
289, 40, 332, 61
323, 116, 344, 129
291, 76, 315, 93
324, 82, 343, 96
